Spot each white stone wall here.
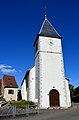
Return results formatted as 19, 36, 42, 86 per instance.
21, 67, 35, 102
28, 67, 35, 102
35, 36, 71, 108
4, 88, 18, 101
39, 36, 62, 53
35, 52, 40, 102
65, 79, 71, 107
21, 79, 27, 100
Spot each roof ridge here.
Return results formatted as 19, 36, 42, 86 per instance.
3, 74, 15, 77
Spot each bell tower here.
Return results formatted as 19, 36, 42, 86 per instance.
34, 16, 71, 108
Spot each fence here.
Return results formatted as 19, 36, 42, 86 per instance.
0, 104, 39, 118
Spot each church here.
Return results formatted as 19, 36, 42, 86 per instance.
21, 15, 71, 109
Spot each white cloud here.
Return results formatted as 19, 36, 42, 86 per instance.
1, 68, 16, 74
0, 64, 12, 69
0, 64, 16, 74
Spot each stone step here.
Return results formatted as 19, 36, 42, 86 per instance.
49, 107, 65, 109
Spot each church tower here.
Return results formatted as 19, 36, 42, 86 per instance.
34, 16, 71, 108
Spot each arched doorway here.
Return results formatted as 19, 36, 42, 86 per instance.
49, 89, 60, 107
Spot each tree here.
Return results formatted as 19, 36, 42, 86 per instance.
74, 86, 79, 96
69, 84, 75, 102
69, 84, 79, 103
73, 86, 79, 103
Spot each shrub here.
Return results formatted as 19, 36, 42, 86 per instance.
10, 100, 36, 109
0, 98, 6, 102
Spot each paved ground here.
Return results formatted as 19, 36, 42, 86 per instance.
1, 107, 79, 120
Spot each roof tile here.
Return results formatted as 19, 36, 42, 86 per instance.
3, 75, 18, 88
39, 17, 61, 38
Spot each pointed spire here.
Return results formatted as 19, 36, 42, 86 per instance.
39, 15, 61, 38
34, 15, 61, 46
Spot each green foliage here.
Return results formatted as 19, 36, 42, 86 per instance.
72, 94, 79, 102
69, 84, 79, 103
10, 100, 36, 109
74, 86, 79, 96
0, 98, 6, 102
69, 84, 75, 102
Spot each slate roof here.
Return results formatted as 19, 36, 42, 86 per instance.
0, 79, 2, 95
34, 16, 61, 46
3, 75, 18, 88
21, 70, 29, 86
39, 16, 61, 38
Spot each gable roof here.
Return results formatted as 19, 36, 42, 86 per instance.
39, 16, 61, 38
3, 75, 18, 88
0, 79, 2, 95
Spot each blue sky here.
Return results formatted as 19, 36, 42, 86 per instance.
0, 0, 79, 88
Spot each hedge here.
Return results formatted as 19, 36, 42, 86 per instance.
10, 100, 36, 109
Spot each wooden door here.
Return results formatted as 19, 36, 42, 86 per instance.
49, 89, 60, 107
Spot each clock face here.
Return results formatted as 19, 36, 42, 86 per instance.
48, 40, 53, 46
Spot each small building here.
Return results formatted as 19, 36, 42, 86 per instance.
1, 75, 18, 101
